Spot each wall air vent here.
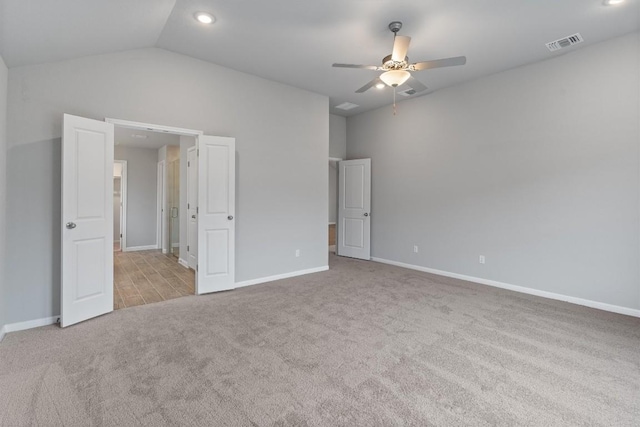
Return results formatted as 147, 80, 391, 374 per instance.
335, 102, 359, 111
546, 33, 584, 52
398, 88, 417, 97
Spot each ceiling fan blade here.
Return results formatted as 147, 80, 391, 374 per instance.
405, 75, 428, 92
333, 63, 381, 70
355, 77, 383, 93
410, 56, 466, 71
391, 36, 411, 62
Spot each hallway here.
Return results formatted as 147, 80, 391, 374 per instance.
114, 250, 195, 309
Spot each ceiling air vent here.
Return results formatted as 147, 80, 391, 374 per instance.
546, 33, 584, 52
335, 102, 359, 111
398, 88, 417, 97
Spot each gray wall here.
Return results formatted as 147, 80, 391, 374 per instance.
5, 47, 328, 325
347, 32, 640, 310
115, 146, 159, 248
179, 136, 196, 264
0, 55, 8, 333
329, 114, 346, 223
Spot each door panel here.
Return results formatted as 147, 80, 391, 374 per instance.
61, 114, 114, 327
337, 159, 371, 260
187, 147, 198, 269
197, 136, 235, 294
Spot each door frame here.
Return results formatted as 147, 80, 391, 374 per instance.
329, 157, 342, 254
157, 160, 166, 251
186, 145, 198, 270
114, 160, 128, 251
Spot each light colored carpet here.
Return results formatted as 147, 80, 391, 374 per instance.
1, 254, 639, 426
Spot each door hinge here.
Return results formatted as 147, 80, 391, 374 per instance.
197, 149, 199, 156
196, 264, 199, 271
188, 161, 190, 167
120, 234, 122, 238
197, 207, 199, 214
187, 245, 189, 251
188, 203, 190, 209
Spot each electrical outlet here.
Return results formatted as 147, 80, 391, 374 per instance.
413, 245, 419, 253
479, 255, 485, 264
295, 249, 300, 257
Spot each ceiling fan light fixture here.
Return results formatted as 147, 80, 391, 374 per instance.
375, 82, 386, 89
380, 70, 410, 87
603, 0, 624, 4
194, 12, 215, 24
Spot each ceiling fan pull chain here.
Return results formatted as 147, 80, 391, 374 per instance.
393, 90, 397, 116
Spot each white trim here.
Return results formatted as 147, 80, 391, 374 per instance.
2, 316, 58, 337
371, 257, 640, 318
157, 161, 165, 250
329, 157, 343, 162
105, 118, 204, 137
123, 245, 158, 252
172, 243, 180, 248
235, 266, 329, 289
328, 222, 336, 225
178, 258, 190, 269
0, 325, 5, 342
114, 160, 128, 251
329, 245, 336, 253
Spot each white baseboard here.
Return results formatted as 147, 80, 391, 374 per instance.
0, 325, 6, 342
1, 316, 58, 341
235, 266, 329, 289
124, 245, 158, 252
172, 243, 179, 248
371, 257, 640, 318
178, 258, 189, 269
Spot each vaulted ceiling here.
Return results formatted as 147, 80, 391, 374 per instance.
0, 0, 638, 116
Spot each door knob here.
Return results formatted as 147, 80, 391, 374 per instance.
228, 215, 234, 220
66, 222, 77, 229
363, 213, 369, 217
192, 215, 196, 219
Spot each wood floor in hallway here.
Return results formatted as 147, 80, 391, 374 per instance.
114, 250, 195, 309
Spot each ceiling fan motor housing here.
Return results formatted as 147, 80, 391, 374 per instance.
382, 54, 408, 70
388, 21, 403, 33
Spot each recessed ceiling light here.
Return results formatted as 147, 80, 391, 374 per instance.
375, 83, 386, 89
335, 102, 359, 111
194, 12, 215, 24
131, 134, 148, 139
603, 0, 624, 5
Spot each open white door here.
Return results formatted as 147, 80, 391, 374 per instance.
337, 159, 371, 260
61, 114, 114, 327
187, 146, 198, 269
197, 135, 235, 294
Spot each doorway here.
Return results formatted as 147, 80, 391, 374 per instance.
113, 160, 127, 252
61, 115, 237, 327
112, 125, 194, 310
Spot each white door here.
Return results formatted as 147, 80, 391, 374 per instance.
187, 146, 198, 269
197, 135, 235, 294
337, 159, 371, 260
61, 114, 114, 327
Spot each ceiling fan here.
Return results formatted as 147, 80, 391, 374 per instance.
333, 21, 467, 94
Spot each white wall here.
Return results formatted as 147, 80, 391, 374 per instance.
114, 146, 159, 248
329, 114, 346, 223
5, 47, 328, 325
0, 55, 8, 336
347, 32, 640, 311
